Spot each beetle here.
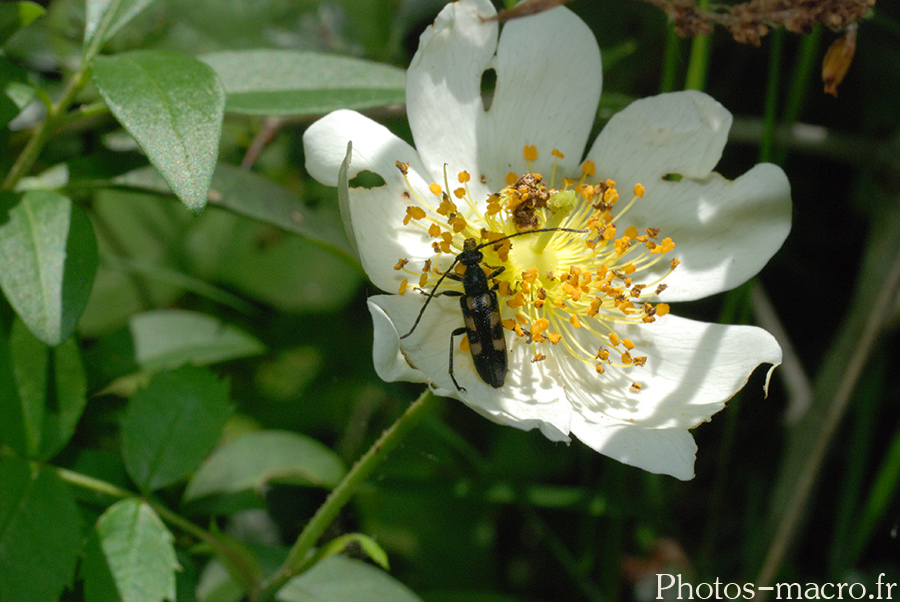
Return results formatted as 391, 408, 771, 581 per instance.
399, 227, 585, 392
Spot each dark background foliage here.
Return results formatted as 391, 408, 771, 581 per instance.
1, 0, 899, 601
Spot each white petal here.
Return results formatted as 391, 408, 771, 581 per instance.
623, 163, 792, 301
368, 296, 431, 386
563, 313, 780, 479
587, 90, 732, 184
406, 0, 498, 192
304, 109, 423, 187
480, 6, 601, 182
407, 0, 601, 191
303, 110, 441, 291
564, 313, 781, 429
569, 417, 698, 480
368, 293, 574, 439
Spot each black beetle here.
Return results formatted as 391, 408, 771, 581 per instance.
399, 227, 584, 392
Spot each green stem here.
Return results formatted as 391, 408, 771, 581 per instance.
759, 28, 784, 163
2, 67, 91, 191
55, 465, 133, 499
254, 388, 439, 602
684, 0, 711, 91
772, 27, 821, 165
659, 26, 681, 94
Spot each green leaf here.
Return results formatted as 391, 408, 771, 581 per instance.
0, 55, 35, 127
0, 190, 98, 346
0, 2, 44, 47
183, 430, 345, 503
113, 164, 356, 263
0, 457, 82, 602
130, 309, 265, 371
84, 0, 156, 49
82, 499, 178, 602
304, 533, 389, 573
0, 324, 26, 454
199, 50, 405, 116
7, 319, 88, 459
120, 365, 232, 492
276, 556, 422, 602
91, 51, 225, 213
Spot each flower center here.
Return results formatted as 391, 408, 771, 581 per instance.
394, 146, 679, 379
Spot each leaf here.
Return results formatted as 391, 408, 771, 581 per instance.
0, 190, 98, 346
0, 456, 82, 602
0, 1, 44, 47
84, 0, 156, 49
7, 319, 88, 459
0, 55, 36, 127
304, 533, 389, 573
82, 499, 178, 602
130, 309, 265, 371
113, 164, 356, 263
276, 556, 422, 602
91, 51, 225, 212
199, 50, 405, 116
120, 365, 233, 492
183, 430, 345, 503
0, 324, 26, 454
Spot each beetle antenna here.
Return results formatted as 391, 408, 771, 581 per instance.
399, 254, 463, 339
473, 227, 586, 251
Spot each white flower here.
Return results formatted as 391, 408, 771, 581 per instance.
303, 0, 791, 480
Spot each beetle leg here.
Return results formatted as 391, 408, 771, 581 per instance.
486, 266, 505, 280
449, 327, 468, 392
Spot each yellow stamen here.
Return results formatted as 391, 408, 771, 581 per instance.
391, 144, 679, 383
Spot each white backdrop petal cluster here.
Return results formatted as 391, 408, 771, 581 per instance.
303, 0, 792, 480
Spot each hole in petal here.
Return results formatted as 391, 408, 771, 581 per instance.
349, 170, 386, 189
662, 173, 683, 182
480, 68, 497, 112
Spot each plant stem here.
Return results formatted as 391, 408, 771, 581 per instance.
759, 28, 784, 163
1, 67, 90, 191
659, 27, 681, 94
684, 0, 710, 91
772, 27, 821, 165
254, 388, 439, 602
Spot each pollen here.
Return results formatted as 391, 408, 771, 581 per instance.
404, 206, 426, 225
391, 144, 679, 383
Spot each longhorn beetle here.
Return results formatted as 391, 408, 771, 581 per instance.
400, 227, 586, 392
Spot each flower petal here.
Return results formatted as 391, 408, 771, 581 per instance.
586, 90, 732, 184
304, 109, 421, 187
406, 0, 498, 192
563, 313, 780, 479
406, 0, 601, 190
569, 418, 698, 480
303, 110, 439, 291
564, 313, 781, 429
368, 293, 574, 440
480, 5, 601, 181
368, 295, 432, 386
621, 163, 792, 301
